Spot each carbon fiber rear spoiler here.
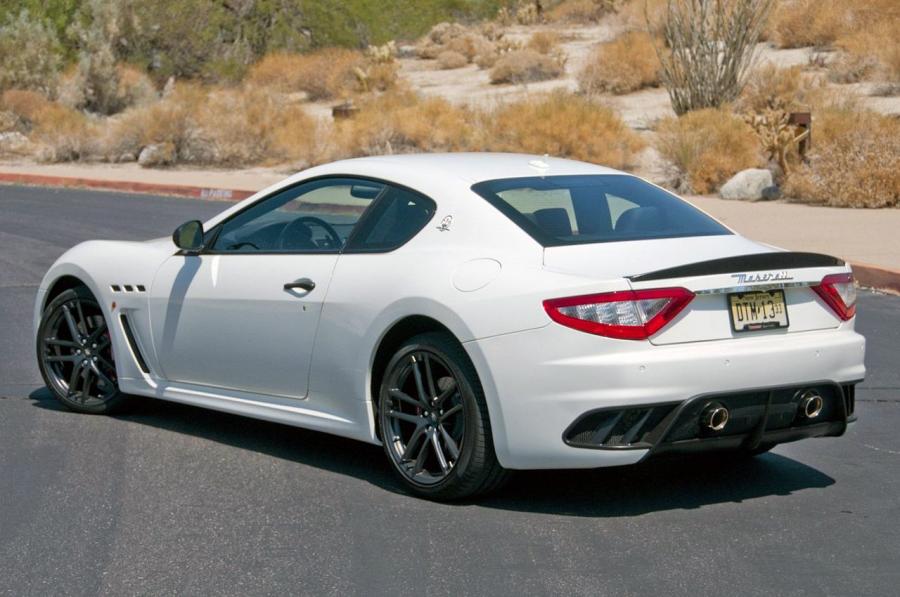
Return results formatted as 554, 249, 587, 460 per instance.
628, 252, 845, 282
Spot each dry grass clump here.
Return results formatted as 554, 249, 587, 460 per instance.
437, 50, 469, 69
30, 103, 98, 162
526, 31, 562, 55
578, 31, 660, 94
784, 104, 900, 207
0, 89, 53, 127
482, 92, 644, 168
547, 0, 617, 23
247, 49, 371, 100
489, 49, 566, 84
737, 64, 823, 112
619, 0, 668, 37
655, 108, 762, 193
771, 0, 846, 49
332, 90, 474, 158
831, 22, 900, 86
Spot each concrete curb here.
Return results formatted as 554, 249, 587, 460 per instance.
0, 171, 255, 202
852, 262, 900, 296
2, 169, 899, 296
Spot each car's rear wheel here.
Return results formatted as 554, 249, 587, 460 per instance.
36, 286, 128, 414
378, 332, 508, 500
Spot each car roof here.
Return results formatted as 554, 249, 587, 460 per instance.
303, 152, 627, 185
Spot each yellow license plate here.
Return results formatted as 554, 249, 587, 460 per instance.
728, 289, 789, 332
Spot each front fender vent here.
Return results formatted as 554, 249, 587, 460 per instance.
119, 313, 150, 374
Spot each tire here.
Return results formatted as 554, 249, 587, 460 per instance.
378, 332, 509, 500
36, 285, 130, 414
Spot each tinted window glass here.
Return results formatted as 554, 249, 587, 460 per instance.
345, 185, 435, 252
212, 179, 384, 253
471, 175, 730, 246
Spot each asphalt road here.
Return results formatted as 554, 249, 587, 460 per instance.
1, 184, 899, 597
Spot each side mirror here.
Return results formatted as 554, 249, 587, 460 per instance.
173, 220, 204, 253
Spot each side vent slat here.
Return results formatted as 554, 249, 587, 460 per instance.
119, 313, 150, 374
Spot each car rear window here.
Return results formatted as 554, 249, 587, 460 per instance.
471, 175, 731, 246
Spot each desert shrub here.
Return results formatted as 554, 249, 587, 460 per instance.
546, 0, 617, 23
482, 92, 644, 168
831, 21, 900, 86
196, 88, 318, 166
784, 105, 900, 207
0, 10, 62, 95
659, 0, 774, 115
526, 31, 561, 55
247, 49, 366, 100
474, 38, 522, 69
0, 89, 54, 128
578, 31, 660, 94
105, 83, 207, 162
655, 108, 762, 193
333, 90, 474, 158
30, 103, 99, 162
489, 49, 565, 84
771, 0, 845, 49
116, 65, 158, 108
416, 22, 470, 59
437, 51, 469, 69
619, 0, 668, 37
737, 64, 823, 112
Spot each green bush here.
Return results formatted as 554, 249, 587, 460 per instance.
0, 10, 63, 95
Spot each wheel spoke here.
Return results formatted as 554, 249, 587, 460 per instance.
46, 354, 79, 363
439, 426, 460, 461
90, 361, 115, 392
389, 389, 421, 409
439, 403, 462, 422
75, 300, 88, 336
61, 305, 81, 341
401, 424, 427, 461
410, 355, 431, 406
80, 367, 94, 400
87, 320, 108, 343
387, 410, 425, 426
412, 431, 431, 475
431, 430, 449, 474
423, 354, 437, 402
46, 337, 80, 349
435, 378, 458, 406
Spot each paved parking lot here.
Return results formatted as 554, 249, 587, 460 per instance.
1, 185, 898, 596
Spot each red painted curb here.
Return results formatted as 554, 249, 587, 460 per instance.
851, 262, 900, 296
0, 171, 256, 202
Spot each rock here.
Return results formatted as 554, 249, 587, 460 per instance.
116, 152, 137, 163
760, 185, 782, 201
719, 168, 774, 201
0, 131, 30, 154
396, 44, 418, 59
138, 143, 175, 167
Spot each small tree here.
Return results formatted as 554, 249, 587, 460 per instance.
0, 10, 62, 96
656, 0, 774, 115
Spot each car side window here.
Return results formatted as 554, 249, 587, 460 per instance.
345, 185, 436, 252
211, 178, 385, 253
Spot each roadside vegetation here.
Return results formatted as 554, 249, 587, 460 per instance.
0, 0, 897, 207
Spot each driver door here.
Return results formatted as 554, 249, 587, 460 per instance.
148, 177, 385, 399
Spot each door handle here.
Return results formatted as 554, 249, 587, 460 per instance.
284, 278, 316, 292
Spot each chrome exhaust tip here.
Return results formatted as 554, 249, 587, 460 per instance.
701, 404, 730, 432
797, 390, 824, 419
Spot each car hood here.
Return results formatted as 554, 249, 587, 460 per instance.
542, 234, 776, 280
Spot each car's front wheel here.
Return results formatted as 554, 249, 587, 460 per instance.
36, 286, 128, 414
378, 332, 508, 500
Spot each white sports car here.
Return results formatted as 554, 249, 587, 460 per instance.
35, 153, 865, 499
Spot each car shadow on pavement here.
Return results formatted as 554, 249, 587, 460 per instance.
28, 387, 836, 515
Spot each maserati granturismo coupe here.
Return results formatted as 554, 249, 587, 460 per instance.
35, 153, 865, 499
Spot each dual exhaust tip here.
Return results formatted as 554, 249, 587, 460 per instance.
700, 390, 824, 432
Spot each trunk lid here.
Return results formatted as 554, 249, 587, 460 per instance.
543, 235, 849, 345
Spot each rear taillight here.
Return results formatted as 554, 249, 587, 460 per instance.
543, 287, 694, 340
812, 273, 857, 320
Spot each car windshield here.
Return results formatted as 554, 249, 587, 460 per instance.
471, 175, 731, 246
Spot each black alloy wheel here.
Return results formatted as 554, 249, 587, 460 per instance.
37, 286, 128, 413
378, 332, 508, 500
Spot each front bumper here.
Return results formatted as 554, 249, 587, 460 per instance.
465, 324, 865, 470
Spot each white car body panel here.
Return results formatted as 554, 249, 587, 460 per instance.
34, 153, 866, 468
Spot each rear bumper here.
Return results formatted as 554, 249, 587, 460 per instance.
465, 324, 865, 470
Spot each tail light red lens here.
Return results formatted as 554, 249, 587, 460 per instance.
812, 273, 857, 320
543, 287, 694, 340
